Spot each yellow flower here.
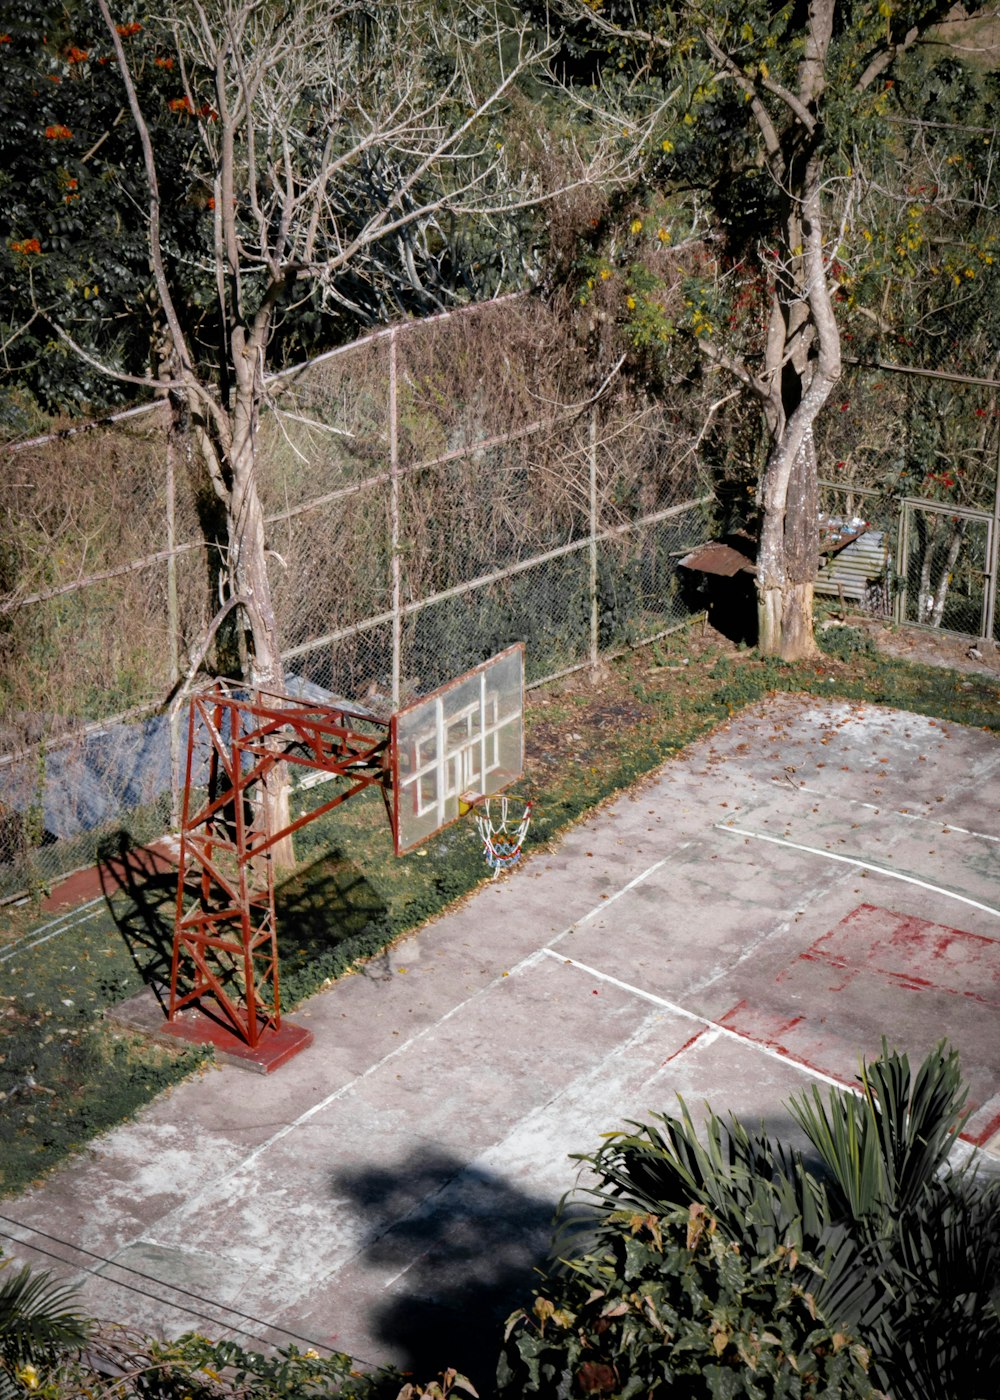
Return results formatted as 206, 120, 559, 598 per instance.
626, 295, 636, 310
304, 1350, 320, 1360
599, 267, 611, 280
661, 138, 673, 153
630, 217, 643, 234
18, 1367, 39, 1391
657, 227, 670, 244
682, 113, 694, 126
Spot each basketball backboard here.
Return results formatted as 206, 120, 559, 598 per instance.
390, 643, 524, 854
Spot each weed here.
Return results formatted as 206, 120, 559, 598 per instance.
818, 624, 879, 660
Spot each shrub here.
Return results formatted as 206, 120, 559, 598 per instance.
498, 1204, 876, 1398
500, 1042, 1000, 1398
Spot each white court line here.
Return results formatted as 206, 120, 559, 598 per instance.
719, 823, 1000, 919
541, 949, 852, 1092
121, 855, 678, 1233
0, 901, 106, 965
768, 779, 1000, 843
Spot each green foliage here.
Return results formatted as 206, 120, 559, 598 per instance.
789, 1042, 1000, 1398
0, 3, 208, 413
499, 1205, 876, 1398
0, 1254, 90, 1400
149, 1334, 379, 1400
500, 1040, 1000, 1399
816, 627, 877, 661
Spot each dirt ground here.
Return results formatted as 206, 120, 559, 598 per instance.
525, 616, 1000, 774
852, 617, 1000, 677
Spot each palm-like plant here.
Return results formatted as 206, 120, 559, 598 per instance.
0, 1254, 91, 1400
789, 1041, 1000, 1399
567, 1040, 999, 1397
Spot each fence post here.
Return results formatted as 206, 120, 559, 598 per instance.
893, 497, 907, 627
166, 417, 181, 825
983, 434, 1000, 647
390, 327, 401, 710
589, 408, 599, 670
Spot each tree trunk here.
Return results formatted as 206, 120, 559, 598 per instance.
757, 422, 828, 659
756, 143, 839, 658
929, 517, 967, 629
228, 391, 296, 871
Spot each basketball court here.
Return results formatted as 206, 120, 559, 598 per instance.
3, 685, 999, 1394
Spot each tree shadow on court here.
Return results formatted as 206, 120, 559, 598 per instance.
328, 1149, 589, 1397
96, 832, 392, 1012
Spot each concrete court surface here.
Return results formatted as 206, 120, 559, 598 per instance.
3, 692, 1000, 1392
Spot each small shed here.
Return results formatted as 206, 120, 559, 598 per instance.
677, 534, 758, 643
815, 516, 891, 612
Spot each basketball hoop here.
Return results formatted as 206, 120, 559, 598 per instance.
473, 794, 532, 878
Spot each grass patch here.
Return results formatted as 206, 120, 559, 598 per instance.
2, 630, 997, 1196
0, 902, 208, 1195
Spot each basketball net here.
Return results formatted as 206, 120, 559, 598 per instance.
474, 795, 532, 878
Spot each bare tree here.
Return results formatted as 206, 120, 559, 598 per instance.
56, 0, 636, 860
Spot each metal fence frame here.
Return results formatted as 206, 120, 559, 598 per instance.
1, 307, 713, 900
5, 309, 1000, 901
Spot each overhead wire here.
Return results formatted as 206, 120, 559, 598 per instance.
0, 1214, 376, 1367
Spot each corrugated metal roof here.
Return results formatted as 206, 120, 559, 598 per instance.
678, 540, 756, 576
815, 531, 890, 601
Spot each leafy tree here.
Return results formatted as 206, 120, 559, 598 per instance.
544, 1, 993, 657
0, 4, 207, 421
816, 51, 1000, 630
499, 1205, 878, 1398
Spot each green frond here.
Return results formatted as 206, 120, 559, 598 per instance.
0, 1259, 91, 1370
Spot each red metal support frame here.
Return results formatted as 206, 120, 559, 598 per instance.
171, 683, 391, 1049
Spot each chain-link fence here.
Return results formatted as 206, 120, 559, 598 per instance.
1, 297, 713, 899
816, 358, 1000, 643
4, 295, 998, 901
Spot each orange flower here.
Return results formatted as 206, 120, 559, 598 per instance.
44, 124, 73, 139
0, 34, 12, 44
198, 102, 217, 121
115, 22, 142, 37
10, 238, 42, 255
48, 73, 61, 82
155, 56, 173, 69
168, 95, 193, 115
67, 45, 89, 63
